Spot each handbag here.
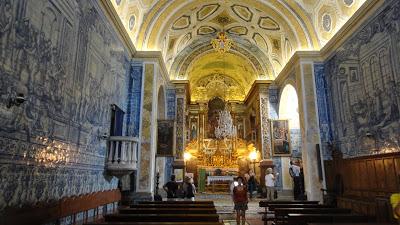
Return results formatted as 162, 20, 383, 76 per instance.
274, 189, 278, 199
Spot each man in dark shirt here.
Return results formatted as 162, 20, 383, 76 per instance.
163, 175, 178, 198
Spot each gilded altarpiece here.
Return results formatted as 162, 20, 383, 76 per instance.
185, 98, 250, 171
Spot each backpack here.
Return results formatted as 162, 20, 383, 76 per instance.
186, 183, 195, 198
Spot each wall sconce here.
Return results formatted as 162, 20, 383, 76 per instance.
98, 132, 109, 140
7, 93, 26, 108
365, 132, 379, 154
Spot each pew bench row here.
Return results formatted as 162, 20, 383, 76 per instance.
259, 200, 373, 225
85, 201, 222, 225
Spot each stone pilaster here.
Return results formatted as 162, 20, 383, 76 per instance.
126, 62, 144, 137
296, 62, 324, 201
172, 81, 189, 159
135, 63, 158, 199
163, 88, 176, 183
258, 83, 272, 160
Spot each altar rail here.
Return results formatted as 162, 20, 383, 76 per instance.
324, 152, 400, 223
106, 136, 139, 177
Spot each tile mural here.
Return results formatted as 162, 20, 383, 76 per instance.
0, 0, 133, 209
322, 0, 400, 157
314, 63, 333, 160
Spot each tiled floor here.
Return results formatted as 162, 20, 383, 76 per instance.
196, 192, 293, 225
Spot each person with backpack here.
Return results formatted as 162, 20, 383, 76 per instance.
183, 176, 196, 200
233, 177, 248, 225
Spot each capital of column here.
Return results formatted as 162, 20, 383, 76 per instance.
244, 80, 273, 103
172, 80, 190, 101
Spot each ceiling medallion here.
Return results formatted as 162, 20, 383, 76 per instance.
211, 32, 233, 54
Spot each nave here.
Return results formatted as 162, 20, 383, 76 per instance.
1, 0, 400, 224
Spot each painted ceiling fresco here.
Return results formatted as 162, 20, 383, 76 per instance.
111, 0, 366, 102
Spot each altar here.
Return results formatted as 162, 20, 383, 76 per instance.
207, 175, 236, 185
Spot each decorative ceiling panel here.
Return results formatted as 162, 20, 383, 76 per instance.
258, 16, 280, 31
197, 4, 220, 21
227, 26, 248, 36
197, 26, 217, 35
231, 4, 253, 22
172, 15, 191, 30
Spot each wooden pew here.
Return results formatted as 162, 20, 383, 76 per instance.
274, 207, 351, 216
119, 207, 217, 214
259, 200, 320, 208
268, 204, 333, 210
273, 208, 352, 224
287, 213, 372, 225
104, 213, 220, 222
138, 201, 214, 205
85, 222, 224, 225
130, 204, 213, 208
261, 205, 335, 224
308, 223, 393, 225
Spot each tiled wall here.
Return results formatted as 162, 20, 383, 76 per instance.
318, 0, 400, 158
0, 0, 132, 209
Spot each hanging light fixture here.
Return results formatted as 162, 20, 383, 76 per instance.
211, 31, 233, 54
214, 104, 237, 139
211, 13, 236, 139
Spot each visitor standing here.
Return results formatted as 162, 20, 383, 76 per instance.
247, 170, 257, 199
265, 168, 276, 201
289, 161, 301, 199
163, 175, 178, 199
233, 177, 248, 225
183, 177, 196, 200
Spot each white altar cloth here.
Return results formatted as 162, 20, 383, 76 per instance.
207, 175, 235, 185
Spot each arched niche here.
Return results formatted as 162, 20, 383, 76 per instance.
278, 84, 301, 191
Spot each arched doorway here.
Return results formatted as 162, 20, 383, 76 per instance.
278, 84, 301, 191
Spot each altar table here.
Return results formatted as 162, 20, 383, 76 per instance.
207, 175, 235, 185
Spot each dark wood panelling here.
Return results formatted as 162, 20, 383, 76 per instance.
1, 189, 121, 225
324, 152, 400, 223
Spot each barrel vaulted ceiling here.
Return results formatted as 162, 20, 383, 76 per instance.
111, 0, 366, 102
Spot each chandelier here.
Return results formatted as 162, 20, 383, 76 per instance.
215, 106, 237, 139
211, 32, 233, 54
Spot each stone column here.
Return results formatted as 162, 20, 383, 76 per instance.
135, 63, 158, 200
296, 62, 324, 201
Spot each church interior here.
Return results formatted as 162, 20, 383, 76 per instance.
0, 0, 400, 224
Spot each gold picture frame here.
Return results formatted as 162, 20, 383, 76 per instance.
271, 119, 291, 156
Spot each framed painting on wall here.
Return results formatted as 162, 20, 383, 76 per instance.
174, 168, 184, 182
157, 120, 174, 156
271, 119, 291, 156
